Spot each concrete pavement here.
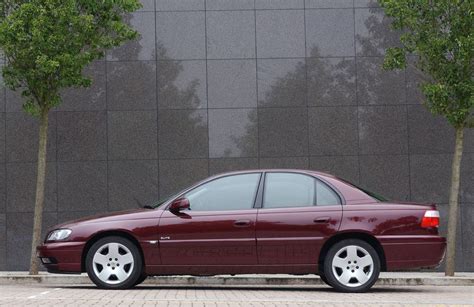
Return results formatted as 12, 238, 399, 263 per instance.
0, 283, 472, 306
0, 272, 473, 287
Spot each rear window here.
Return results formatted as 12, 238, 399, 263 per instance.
338, 178, 388, 202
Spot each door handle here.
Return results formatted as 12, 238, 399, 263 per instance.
234, 219, 251, 227
313, 217, 330, 224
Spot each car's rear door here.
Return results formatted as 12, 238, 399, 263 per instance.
158, 173, 262, 266
256, 172, 343, 265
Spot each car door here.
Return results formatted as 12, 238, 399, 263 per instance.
158, 173, 261, 266
256, 172, 343, 265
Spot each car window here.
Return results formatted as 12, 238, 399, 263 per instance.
316, 180, 341, 206
339, 178, 388, 202
263, 173, 315, 208
263, 173, 341, 208
184, 173, 261, 211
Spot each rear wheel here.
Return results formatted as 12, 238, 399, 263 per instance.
319, 273, 330, 286
323, 239, 380, 292
86, 236, 143, 289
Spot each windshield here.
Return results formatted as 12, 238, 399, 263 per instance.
150, 196, 171, 209
151, 189, 187, 209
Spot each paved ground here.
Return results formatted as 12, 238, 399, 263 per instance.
2, 272, 473, 287
0, 284, 472, 306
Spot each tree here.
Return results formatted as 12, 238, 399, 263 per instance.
0, 0, 142, 274
378, 0, 473, 276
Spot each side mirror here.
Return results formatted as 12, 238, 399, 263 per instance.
169, 198, 190, 212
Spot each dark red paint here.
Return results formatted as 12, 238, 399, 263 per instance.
37, 169, 446, 276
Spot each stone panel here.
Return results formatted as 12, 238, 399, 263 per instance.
207, 11, 255, 59
6, 162, 57, 212
308, 107, 358, 156
256, 10, 305, 58
159, 159, 208, 197
208, 60, 257, 108
305, 9, 355, 57
359, 155, 410, 201
158, 109, 208, 159
108, 111, 158, 160
57, 111, 107, 161
108, 160, 159, 211
107, 61, 157, 110
6, 212, 57, 270
258, 108, 308, 157
6, 112, 56, 162
156, 12, 206, 60
358, 106, 408, 155
58, 162, 107, 212
209, 109, 257, 158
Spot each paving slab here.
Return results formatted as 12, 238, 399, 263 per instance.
0, 283, 473, 306
0, 272, 472, 287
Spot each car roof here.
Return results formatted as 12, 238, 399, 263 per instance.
210, 169, 337, 179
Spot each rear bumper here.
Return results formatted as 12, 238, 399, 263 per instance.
378, 235, 446, 271
37, 241, 85, 274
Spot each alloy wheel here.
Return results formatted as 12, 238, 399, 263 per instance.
92, 242, 135, 284
331, 245, 374, 287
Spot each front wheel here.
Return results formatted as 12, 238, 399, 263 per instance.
86, 236, 143, 289
323, 239, 380, 292
133, 273, 148, 287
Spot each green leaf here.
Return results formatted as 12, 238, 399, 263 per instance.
379, 0, 473, 129
0, 0, 142, 116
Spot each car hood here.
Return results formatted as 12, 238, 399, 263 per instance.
55, 208, 160, 228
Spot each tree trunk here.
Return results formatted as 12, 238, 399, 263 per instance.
29, 110, 49, 275
445, 127, 464, 276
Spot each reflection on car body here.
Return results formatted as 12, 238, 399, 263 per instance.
37, 169, 445, 292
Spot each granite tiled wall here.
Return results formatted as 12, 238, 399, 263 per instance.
0, 0, 472, 271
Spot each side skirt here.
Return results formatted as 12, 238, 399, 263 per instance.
145, 264, 318, 276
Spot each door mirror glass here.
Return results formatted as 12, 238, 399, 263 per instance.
169, 198, 190, 212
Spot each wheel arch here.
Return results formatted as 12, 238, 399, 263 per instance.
81, 230, 145, 273
318, 232, 387, 273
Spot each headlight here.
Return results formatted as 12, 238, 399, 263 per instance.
46, 229, 72, 241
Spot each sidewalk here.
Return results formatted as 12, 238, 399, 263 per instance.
0, 272, 472, 287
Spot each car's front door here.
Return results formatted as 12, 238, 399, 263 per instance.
158, 173, 261, 266
256, 172, 343, 265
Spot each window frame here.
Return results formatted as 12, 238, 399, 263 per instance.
164, 172, 263, 212
256, 171, 344, 209
162, 170, 344, 211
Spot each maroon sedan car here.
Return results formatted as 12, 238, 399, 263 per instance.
37, 170, 446, 292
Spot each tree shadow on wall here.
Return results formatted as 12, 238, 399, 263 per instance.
355, 0, 402, 57
61, 13, 157, 110
155, 42, 209, 196
356, 0, 429, 104
156, 42, 208, 158
354, 1, 408, 105
229, 47, 356, 166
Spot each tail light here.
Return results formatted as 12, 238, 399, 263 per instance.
421, 210, 440, 228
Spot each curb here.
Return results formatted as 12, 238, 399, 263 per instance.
0, 273, 472, 287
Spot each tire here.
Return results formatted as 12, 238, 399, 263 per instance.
133, 273, 147, 287
86, 236, 143, 289
319, 273, 330, 286
323, 239, 380, 293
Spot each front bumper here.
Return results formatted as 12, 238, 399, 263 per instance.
37, 241, 85, 274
